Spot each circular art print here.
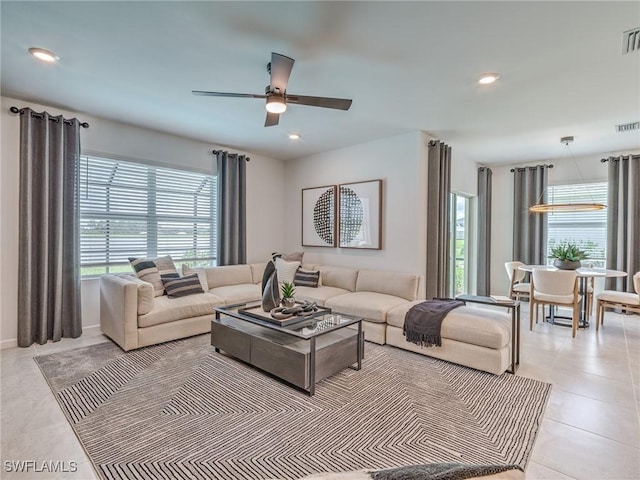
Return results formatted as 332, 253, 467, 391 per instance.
339, 186, 363, 244
313, 188, 335, 245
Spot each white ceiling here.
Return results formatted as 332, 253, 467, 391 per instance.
1, 1, 639, 163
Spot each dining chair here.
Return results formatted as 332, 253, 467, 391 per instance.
595, 272, 640, 330
505, 261, 530, 301
530, 269, 581, 337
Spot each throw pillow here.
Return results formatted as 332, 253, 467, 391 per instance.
162, 274, 204, 298
293, 267, 320, 288
275, 257, 300, 284
182, 265, 209, 291
129, 255, 179, 297
272, 251, 304, 263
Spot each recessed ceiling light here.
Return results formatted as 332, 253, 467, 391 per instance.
28, 47, 59, 63
478, 73, 500, 85
288, 133, 301, 140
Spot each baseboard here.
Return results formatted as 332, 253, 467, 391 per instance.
1, 324, 102, 350
0, 338, 18, 350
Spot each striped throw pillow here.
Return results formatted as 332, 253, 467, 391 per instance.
162, 274, 204, 298
293, 268, 320, 288
129, 256, 179, 297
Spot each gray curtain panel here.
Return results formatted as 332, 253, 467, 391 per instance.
18, 109, 82, 347
215, 150, 247, 266
605, 154, 639, 291
512, 165, 549, 266
477, 167, 492, 296
425, 140, 451, 299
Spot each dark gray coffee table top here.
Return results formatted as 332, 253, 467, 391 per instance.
214, 300, 362, 339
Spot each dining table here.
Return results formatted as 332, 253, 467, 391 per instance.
518, 265, 628, 328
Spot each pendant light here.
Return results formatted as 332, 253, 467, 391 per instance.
529, 136, 606, 213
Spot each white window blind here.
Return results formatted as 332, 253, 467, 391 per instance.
80, 155, 217, 276
546, 182, 607, 267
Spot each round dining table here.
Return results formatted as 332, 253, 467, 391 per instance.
518, 265, 627, 328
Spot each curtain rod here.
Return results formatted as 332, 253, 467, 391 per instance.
9, 106, 89, 128
600, 154, 639, 162
212, 149, 250, 161
510, 164, 553, 172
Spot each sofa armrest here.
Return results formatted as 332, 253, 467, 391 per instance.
100, 275, 143, 351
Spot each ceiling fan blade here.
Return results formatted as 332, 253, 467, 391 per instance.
269, 53, 295, 93
192, 91, 267, 99
264, 111, 280, 127
286, 94, 352, 110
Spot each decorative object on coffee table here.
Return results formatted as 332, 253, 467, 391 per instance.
549, 243, 587, 270
281, 281, 296, 307
261, 260, 280, 311
339, 179, 382, 249
302, 185, 337, 247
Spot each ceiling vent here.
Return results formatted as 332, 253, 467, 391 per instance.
622, 27, 640, 54
616, 121, 640, 133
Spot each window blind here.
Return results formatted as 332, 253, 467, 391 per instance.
546, 182, 607, 267
80, 155, 216, 276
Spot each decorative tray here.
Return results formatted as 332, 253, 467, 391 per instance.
238, 304, 331, 327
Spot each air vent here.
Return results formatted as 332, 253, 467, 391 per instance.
622, 28, 640, 54
616, 122, 640, 133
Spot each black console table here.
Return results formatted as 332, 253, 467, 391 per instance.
456, 294, 520, 374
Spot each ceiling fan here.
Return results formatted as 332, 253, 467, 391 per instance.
193, 52, 353, 127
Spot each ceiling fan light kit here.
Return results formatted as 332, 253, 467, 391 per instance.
193, 52, 352, 127
266, 95, 287, 114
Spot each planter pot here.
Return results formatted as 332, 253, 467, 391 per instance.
281, 297, 296, 308
553, 259, 581, 270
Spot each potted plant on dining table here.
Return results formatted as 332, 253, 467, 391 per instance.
549, 243, 588, 270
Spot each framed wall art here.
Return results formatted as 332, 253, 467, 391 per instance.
339, 179, 382, 249
302, 185, 337, 247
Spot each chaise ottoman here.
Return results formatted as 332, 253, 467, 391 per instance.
385, 301, 512, 375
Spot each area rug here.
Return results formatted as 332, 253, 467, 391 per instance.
35, 335, 550, 480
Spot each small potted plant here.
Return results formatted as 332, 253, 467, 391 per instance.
281, 281, 296, 308
549, 243, 588, 270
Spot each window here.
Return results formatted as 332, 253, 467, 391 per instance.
546, 182, 607, 267
80, 155, 217, 276
449, 193, 475, 296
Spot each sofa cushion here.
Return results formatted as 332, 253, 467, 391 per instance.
250, 262, 267, 284
294, 286, 350, 306
325, 292, 408, 323
162, 274, 204, 298
314, 265, 358, 291
208, 284, 261, 305
387, 303, 510, 349
138, 292, 223, 328
356, 269, 419, 301
205, 264, 253, 288
182, 265, 209, 291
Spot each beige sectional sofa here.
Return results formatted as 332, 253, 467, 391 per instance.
100, 262, 512, 374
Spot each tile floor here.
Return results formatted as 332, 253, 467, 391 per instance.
1, 307, 639, 480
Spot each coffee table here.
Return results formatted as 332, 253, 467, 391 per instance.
212, 300, 364, 396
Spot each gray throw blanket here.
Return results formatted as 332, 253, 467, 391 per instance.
371, 463, 523, 480
403, 298, 465, 347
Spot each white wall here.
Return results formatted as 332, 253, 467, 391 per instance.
0, 96, 284, 348
489, 149, 639, 296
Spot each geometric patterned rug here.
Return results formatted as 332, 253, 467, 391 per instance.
35, 335, 550, 480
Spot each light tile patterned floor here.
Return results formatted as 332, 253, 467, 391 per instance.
1, 307, 639, 480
